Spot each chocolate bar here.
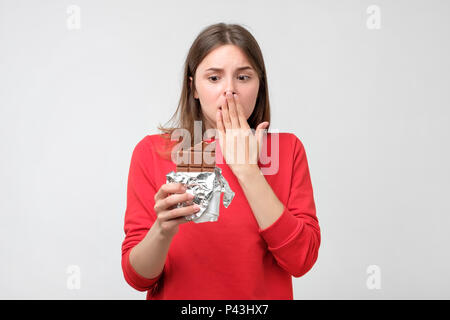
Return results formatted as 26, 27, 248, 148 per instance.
175, 140, 216, 172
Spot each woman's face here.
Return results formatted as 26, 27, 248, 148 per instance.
190, 44, 260, 131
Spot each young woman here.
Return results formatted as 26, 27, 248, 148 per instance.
121, 23, 321, 300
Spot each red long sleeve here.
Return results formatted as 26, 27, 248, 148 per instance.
121, 132, 321, 299
258, 135, 321, 278
121, 138, 167, 293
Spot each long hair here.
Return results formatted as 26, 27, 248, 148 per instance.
156, 23, 271, 160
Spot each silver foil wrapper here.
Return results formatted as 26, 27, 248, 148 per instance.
165, 167, 235, 223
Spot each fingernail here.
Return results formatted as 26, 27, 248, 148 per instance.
193, 205, 201, 211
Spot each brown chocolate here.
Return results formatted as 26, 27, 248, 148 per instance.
175, 140, 216, 172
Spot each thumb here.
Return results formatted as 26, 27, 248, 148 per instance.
256, 121, 269, 136
255, 122, 269, 153
256, 121, 269, 130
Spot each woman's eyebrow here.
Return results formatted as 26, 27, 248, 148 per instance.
204, 66, 253, 72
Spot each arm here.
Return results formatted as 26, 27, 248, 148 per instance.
237, 134, 321, 278
237, 167, 285, 230
121, 137, 169, 291
129, 224, 172, 279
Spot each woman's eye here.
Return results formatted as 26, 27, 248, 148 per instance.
208, 75, 250, 82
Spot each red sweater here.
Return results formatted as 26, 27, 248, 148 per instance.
121, 132, 321, 300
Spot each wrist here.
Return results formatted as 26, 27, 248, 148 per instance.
235, 164, 261, 183
151, 223, 174, 243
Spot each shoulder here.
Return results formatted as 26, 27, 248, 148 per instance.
133, 133, 173, 150
132, 133, 178, 162
128, 134, 162, 160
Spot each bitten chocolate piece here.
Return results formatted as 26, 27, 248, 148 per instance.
176, 140, 216, 172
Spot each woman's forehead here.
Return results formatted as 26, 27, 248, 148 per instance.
198, 45, 252, 71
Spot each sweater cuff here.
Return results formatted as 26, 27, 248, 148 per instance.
258, 206, 302, 250
123, 249, 163, 290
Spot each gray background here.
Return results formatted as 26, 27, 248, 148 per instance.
1, 0, 449, 299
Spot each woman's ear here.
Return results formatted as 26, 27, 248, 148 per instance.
189, 76, 198, 99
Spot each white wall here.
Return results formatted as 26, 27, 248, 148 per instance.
1, 0, 449, 299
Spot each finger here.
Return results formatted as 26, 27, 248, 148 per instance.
216, 109, 226, 152
171, 215, 193, 225
226, 92, 240, 129
233, 93, 250, 130
255, 122, 269, 141
159, 216, 191, 232
255, 122, 269, 156
165, 204, 201, 220
154, 190, 194, 212
221, 95, 232, 130
164, 192, 195, 209
154, 182, 186, 202
216, 109, 225, 133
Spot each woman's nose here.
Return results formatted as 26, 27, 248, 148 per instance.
224, 90, 236, 96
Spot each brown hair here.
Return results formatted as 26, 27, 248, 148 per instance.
156, 22, 271, 160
